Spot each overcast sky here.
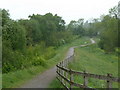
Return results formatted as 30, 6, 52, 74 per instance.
0, 0, 119, 24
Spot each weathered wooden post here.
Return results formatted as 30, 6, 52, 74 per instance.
107, 73, 112, 89
62, 61, 64, 84
83, 70, 88, 87
58, 62, 61, 80
67, 58, 68, 67
59, 62, 62, 82
59, 62, 61, 73
65, 70, 67, 87
70, 69, 73, 90
66, 59, 68, 67
56, 63, 59, 79
64, 59, 66, 67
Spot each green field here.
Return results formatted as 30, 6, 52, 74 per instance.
49, 39, 119, 88
2, 37, 90, 88
2, 42, 69, 88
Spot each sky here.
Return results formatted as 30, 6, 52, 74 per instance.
0, 0, 119, 24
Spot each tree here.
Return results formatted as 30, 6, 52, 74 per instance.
109, 6, 118, 19
99, 13, 118, 52
1, 9, 10, 27
67, 19, 85, 36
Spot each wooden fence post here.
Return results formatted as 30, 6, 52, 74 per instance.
107, 74, 112, 89
58, 63, 60, 79
83, 70, 88, 87
64, 59, 66, 67
65, 70, 68, 87
59, 62, 62, 82
62, 61, 64, 84
67, 58, 68, 67
61, 61, 63, 82
57, 63, 59, 78
70, 69, 73, 90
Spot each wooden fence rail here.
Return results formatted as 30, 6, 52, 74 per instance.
56, 55, 120, 89
56, 42, 120, 89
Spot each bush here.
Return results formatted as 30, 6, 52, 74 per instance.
43, 47, 56, 60
32, 56, 46, 66
2, 62, 16, 73
2, 43, 57, 73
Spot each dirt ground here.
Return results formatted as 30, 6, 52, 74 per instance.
20, 38, 95, 88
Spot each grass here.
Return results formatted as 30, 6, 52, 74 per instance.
2, 66, 46, 88
69, 44, 118, 88
49, 37, 91, 88
49, 38, 119, 88
2, 37, 90, 88
0, 73, 1, 89
2, 42, 69, 88
49, 79, 64, 88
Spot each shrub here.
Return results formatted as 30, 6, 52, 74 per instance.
43, 47, 56, 60
32, 56, 46, 66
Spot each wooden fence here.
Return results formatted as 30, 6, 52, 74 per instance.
56, 55, 120, 89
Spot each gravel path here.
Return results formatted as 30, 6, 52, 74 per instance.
20, 38, 95, 88
20, 67, 56, 88
20, 43, 75, 88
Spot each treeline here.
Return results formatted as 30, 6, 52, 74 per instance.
1, 5, 119, 73
1, 9, 74, 73
67, 6, 119, 53
88, 6, 119, 53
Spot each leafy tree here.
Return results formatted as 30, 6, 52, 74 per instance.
98, 8, 118, 52
67, 19, 85, 36
109, 6, 118, 19
1, 9, 10, 27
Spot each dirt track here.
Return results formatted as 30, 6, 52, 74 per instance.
20, 38, 95, 88
20, 43, 75, 88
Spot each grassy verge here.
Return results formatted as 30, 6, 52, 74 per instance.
2, 37, 90, 88
49, 37, 91, 88
2, 42, 69, 88
69, 44, 118, 88
49, 38, 118, 88
0, 73, 1, 89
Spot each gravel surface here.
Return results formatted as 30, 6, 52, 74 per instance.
20, 44, 75, 88
20, 38, 95, 88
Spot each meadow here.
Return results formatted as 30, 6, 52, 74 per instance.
49, 38, 119, 88
2, 37, 90, 88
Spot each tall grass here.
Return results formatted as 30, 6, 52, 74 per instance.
2, 43, 69, 88
68, 44, 118, 88
49, 37, 91, 88
2, 37, 89, 88
49, 38, 118, 88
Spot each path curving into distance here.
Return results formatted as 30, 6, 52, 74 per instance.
20, 38, 95, 88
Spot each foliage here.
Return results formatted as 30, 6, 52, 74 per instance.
50, 39, 118, 88
2, 36, 79, 88
67, 19, 85, 37
1, 4, 118, 81
82, 6, 119, 53
2, 9, 75, 73
69, 44, 118, 88
98, 15, 118, 52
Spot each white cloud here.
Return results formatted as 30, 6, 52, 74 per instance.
0, 0, 119, 24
